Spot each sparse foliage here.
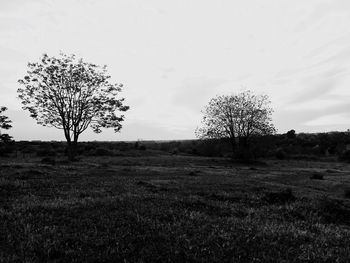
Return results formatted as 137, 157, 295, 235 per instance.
0, 106, 13, 142
196, 90, 275, 154
18, 53, 129, 160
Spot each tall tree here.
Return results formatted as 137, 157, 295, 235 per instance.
196, 90, 275, 154
18, 53, 129, 160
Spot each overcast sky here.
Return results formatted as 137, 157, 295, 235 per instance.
1, 0, 350, 141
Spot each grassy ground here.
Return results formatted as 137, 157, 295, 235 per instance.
1, 153, 350, 262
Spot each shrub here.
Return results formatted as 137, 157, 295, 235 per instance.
263, 188, 295, 204
38, 149, 56, 157
310, 173, 324, 180
94, 148, 114, 156
339, 150, 350, 163
36, 148, 56, 157
263, 188, 296, 204
170, 148, 179, 155
233, 147, 254, 160
286, 129, 296, 139
41, 157, 56, 165
196, 140, 223, 157
139, 145, 146, 151
344, 188, 350, 199
191, 148, 199, 155
289, 154, 319, 161
0, 144, 14, 157
316, 196, 350, 224
275, 148, 287, 160
188, 170, 201, 176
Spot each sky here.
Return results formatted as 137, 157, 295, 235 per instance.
1, 0, 350, 141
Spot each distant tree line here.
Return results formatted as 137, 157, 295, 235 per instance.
2, 131, 350, 163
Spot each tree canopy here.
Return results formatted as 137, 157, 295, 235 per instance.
196, 90, 275, 151
18, 53, 129, 159
0, 106, 13, 142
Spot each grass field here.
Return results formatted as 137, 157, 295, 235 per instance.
1, 153, 350, 262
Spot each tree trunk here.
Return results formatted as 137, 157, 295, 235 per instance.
237, 136, 252, 160
64, 128, 79, 161
67, 141, 78, 161
229, 136, 236, 157
67, 141, 73, 161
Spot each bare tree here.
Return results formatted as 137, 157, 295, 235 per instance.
0, 106, 12, 143
196, 90, 275, 154
18, 53, 129, 160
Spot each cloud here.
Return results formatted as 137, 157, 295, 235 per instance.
279, 39, 350, 107
0, 0, 28, 13
293, 0, 350, 33
288, 78, 338, 105
305, 113, 350, 127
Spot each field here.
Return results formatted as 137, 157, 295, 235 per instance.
1, 152, 350, 262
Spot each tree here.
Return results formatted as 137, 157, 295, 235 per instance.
0, 106, 12, 143
196, 90, 275, 155
18, 53, 129, 160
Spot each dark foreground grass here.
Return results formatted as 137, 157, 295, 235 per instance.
1, 155, 350, 262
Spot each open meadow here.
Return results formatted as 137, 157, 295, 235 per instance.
1, 151, 350, 262
3, 1, 350, 262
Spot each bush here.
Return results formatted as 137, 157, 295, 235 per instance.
275, 148, 287, 160
289, 154, 319, 161
286, 129, 296, 139
0, 144, 14, 157
139, 145, 146, 151
263, 188, 296, 204
339, 150, 350, 162
41, 157, 56, 165
316, 196, 350, 224
196, 140, 223, 157
310, 173, 324, 180
94, 148, 114, 156
344, 188, 350, 199
36, 148, 56, 157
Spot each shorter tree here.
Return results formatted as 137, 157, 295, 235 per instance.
196, 90, 276, 156
0, 106, 13, 142
18, 53, 129, 160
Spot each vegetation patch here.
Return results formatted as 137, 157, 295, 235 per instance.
310, 172, 324, 180
345, 188, 350, 199
1, 155, 350, 262
41, 157, 56, 165
0, 178, 25, 200
188, 170, 201, 176
263, 188, 296, 205
314, 197, 350, 225
339, 150, 350, 163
